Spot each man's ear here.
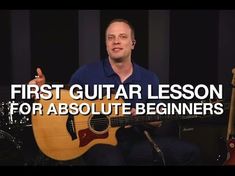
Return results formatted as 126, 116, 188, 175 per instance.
132, 40, 136, 46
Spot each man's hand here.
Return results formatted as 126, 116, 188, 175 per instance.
124, 108, 136, 128
28, 68, 46, 86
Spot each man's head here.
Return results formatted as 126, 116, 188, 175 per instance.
105, 19, 136, 62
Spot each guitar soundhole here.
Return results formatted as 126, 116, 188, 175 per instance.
90, 114, 109, 132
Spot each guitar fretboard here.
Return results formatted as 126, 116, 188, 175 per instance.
110, 114, 200, 127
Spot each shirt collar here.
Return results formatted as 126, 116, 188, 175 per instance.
103, 58, 141, 82
103, 58, 116, 77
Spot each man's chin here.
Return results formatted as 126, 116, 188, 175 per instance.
110, 57, 124, 63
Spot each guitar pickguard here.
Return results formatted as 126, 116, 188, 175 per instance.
78, 128, 108, 147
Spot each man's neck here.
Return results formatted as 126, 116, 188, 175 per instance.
108, 57, 133, 83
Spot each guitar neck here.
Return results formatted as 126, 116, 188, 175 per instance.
227, 68, 235, 140
110, 114, 199, 127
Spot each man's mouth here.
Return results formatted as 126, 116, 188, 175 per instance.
112, 48, 123, 52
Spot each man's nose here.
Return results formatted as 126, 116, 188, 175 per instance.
113, 37, 120, 44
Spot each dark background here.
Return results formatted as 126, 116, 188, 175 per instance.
1, 10, 234, 99
0, 10, 234, 165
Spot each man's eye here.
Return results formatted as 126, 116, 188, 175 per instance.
108, 36, 114, 40
120, 35, 127, 39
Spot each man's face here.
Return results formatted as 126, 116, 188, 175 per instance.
106, 22, 135, 61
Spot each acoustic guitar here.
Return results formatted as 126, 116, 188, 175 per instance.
32, 89, 222, 161
224, 68, 235, 165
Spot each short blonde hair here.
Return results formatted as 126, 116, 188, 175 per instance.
106, 18, 135, 41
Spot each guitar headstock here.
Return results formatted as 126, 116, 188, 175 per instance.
232, 68, 235, 87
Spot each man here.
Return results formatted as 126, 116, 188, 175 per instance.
29, 18, 200, 165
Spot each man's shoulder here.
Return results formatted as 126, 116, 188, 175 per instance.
134, 63, 158, 79
70, 60, 103, 80
69, 59, 104, 85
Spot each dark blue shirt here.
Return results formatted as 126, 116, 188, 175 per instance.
69, 58, 160, 141
69, 58, 159, 107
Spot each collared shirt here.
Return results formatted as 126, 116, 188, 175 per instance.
69, 58, 159, 106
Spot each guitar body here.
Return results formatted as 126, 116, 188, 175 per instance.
32, 88, 220, 161
224, 138, 235, 165
32, 89, 124, 161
